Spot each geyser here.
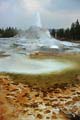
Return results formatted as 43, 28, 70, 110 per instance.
36, 12, 42, 28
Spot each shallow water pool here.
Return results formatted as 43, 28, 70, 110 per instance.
0, 54, 74, 74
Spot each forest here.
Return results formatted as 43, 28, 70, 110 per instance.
0, 27, 18, 38
50, 19, 80, 41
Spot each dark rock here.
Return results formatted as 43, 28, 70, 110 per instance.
67, 114, 80, 120
37, 114, 43, 119
44, 110, 51, 114
30, 103, 38, 108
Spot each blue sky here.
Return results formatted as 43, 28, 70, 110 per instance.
0, 0, 80, 29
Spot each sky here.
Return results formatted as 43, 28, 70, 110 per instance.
0, 0, 80, 29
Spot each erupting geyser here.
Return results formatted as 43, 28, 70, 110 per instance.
15, 11, 80, 54
36, 12, 42, 28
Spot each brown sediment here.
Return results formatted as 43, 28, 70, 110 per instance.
0, 75, 80, 120
29, 51, 80, 59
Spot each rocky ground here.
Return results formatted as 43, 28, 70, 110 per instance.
0, 75, 80, 120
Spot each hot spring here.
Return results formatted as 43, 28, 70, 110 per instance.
0, 54, 74, 74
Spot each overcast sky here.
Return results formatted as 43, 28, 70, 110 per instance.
0, 0, 80, 29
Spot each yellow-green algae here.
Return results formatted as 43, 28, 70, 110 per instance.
0, 54, 80, 88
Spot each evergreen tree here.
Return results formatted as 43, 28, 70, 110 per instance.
0, 28, 4, 37
64, 28, 70, 40
70, 23, 76, 40
50, 29, 55, 37
57, 29, 65, 39
75, 19, 80, 40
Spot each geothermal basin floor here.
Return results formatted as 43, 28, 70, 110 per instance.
0, 75, 80, 120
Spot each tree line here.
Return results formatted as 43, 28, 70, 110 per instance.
0, 27, 18, 38
50, 19, 80, 41
0, 19, 80, 41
